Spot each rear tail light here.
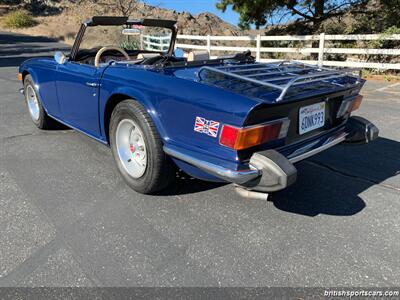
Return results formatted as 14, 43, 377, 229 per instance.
349, 95, 363, 112
337, 95, 363, 118
219, 118, 290, 150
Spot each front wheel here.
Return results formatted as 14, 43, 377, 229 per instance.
23, 75, 58, 129
109, 100, 177, 194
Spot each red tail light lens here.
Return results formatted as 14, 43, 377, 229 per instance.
219, 118, 290, 150
349, 95, 363, 112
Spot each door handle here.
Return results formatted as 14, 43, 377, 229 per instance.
86, 82, 100, 87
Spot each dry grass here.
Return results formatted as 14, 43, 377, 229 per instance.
0, 13, 78, 44
2, 10, 36, 29
0, 1, 102, 45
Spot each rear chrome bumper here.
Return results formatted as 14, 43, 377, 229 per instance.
164, 146, 259, 185
164, 116, 379, 192
286, 131, 348, 163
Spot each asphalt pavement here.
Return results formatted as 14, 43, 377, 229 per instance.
0, 31, 399, 287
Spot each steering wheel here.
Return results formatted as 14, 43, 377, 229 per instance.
94, 46, 130, 67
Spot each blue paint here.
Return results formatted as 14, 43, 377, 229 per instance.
19, 53, 363, 183
56, 61, 104, 137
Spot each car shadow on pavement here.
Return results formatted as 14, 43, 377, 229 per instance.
156, 171, 227, 196
271, 137, 400, 217
156, 137, 399, 203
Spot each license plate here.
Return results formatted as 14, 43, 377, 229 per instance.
299, 102, 325, 135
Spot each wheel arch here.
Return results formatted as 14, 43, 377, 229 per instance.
21, 68, 48, 112
21, 67, 39, 85
103, 92, 165, 145
22, 70, 30, 81
103, 93, 131, 144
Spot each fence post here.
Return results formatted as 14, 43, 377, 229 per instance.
318, 32, 325, 67
207, 35, 211, 55
256, 34, 261, 62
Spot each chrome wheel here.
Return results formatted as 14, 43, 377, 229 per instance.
26, 85, 40, 121
116, 119, 147, 178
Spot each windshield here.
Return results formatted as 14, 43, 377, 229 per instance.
79, 25, 173, 52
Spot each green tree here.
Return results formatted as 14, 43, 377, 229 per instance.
216, 0, 367, 30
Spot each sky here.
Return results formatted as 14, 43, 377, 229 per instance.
145, 0, 240, 26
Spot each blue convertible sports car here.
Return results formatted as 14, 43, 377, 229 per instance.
19, 16, 379, 195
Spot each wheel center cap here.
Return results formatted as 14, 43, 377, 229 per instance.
129, 143, 135, 153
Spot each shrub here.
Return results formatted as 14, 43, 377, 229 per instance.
120, 40, 140, 50
2, 11, 37, 29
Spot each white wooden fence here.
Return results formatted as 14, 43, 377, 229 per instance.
142, 34, 171, 52
175, 33, 400, 70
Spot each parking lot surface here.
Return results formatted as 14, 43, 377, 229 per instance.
0, 32, 399, 287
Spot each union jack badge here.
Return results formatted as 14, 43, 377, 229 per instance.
194, 116, 220, 138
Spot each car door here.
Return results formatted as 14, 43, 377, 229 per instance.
56, 61, 104, 138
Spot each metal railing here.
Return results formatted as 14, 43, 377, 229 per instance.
175, 33, 400, 70
197, 61, 361, 102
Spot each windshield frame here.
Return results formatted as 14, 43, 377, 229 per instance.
70, 17, 177, 61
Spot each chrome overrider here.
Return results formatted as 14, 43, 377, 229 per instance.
164, 116, 379, 193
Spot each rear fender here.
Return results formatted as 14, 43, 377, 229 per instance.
100, 86, 166, 143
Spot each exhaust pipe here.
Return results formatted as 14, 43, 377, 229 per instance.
235, 186, 270, 200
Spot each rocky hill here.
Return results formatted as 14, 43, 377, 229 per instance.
133, 3, 239, 36
0, 1, 240, 44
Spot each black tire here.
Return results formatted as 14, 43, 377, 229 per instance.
109, 100, 177, 194
23, 75, 57, 129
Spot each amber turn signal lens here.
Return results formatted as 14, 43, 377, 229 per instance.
349, 95, 363, 112
18, 73, 23, 81
219, 119, 289, 150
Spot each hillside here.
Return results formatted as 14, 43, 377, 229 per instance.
0, 1, 240, 44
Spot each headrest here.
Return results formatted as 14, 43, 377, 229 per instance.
137, 53, 160, 59
187, 50, 210, 62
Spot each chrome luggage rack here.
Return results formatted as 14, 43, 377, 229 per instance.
197, 61, 361, 102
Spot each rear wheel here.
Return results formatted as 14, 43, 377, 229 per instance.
109, 100, 176, 194
23, 75, 57, 129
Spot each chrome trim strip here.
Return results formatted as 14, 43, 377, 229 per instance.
288, 132, 348, 163
163, 146, 261, 184
47, 113, 109, 145
85, 82, 100, 87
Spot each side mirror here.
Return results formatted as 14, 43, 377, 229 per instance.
54, 51, 67, 64
174, 48, 185, 58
